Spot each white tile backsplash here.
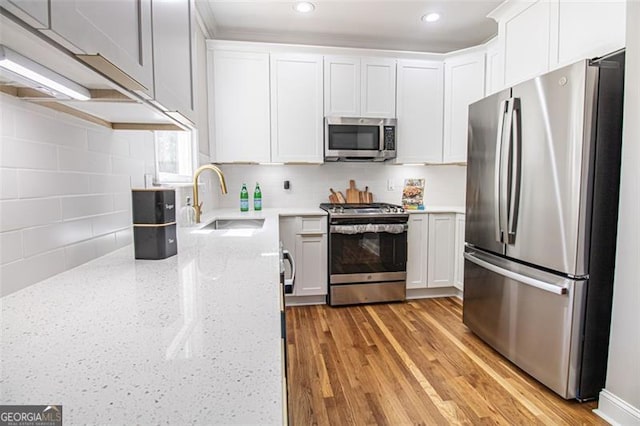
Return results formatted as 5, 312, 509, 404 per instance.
0, 249, 66, 296
61, 194, 114, 220
58, 147, 111, 173
215, 163, 467, 209
0, 198, 61, 232
0, 231, 23, 265
18, 170, 90, 198
14, 106, 87, 149
91, 211, 131, 237
89, 174, 131, 194
0, 169, 18, 200
0, 137, 58, 170
22, 218, 93, 257
0, 94, 155, 296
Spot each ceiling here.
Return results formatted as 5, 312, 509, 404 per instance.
197, 1, 502, 53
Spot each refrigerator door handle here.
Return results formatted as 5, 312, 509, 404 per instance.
464, 252, 569, 295
494, 99, 509, 243
500, 99, 515, 246
508, 98, 522, 244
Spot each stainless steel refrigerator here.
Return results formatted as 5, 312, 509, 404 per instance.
463, 50, 625, 401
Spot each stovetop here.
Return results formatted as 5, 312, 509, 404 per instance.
319, 202, 407, 217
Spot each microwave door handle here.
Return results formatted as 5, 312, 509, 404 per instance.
508, 98, 522, 244
494, 98, 509, 243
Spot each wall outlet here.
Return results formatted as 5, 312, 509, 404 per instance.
387, 179, 396, 191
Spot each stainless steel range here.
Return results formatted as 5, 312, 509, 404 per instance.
319, 203, 409, 306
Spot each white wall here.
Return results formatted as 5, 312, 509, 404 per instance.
596, 1, 640, 424
214, 163, 467, 209
0, 94, 156, 297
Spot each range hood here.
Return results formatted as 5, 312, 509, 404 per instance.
0, 9, 184, 131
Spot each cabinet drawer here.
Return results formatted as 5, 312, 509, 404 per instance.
297, 216, 327, 234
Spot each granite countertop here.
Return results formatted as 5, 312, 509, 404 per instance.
0, 207, 325, 425
406, 206, 466, 214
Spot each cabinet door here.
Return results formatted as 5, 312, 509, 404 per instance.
270, 54, 324, 163
49, 0, 154, 93
152, 0, 194, 123
406, 214, 428, 289
485, 38, 504, 96
294, 234, 328, 296
210, 50, 271, 163
454, 214, 465, 291
324, 56, 360, 116
443, 51, 486, 164
361, 57, 396, 118
2, 0, 49, 28
503, 0, 551, 87
396, 59, 444, 163
427, 214, 455, 288
549, 0, 626, 69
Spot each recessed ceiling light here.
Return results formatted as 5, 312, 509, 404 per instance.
293, 1, 315, 13
421, 13, 441, 23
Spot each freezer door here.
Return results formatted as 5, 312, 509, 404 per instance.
463, 249, 586, 399
506, 61, 598, 276
465, 89, 511, 255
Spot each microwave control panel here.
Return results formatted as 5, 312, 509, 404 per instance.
384, 126, 396, 150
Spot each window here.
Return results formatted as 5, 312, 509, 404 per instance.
154, 130, 196, 183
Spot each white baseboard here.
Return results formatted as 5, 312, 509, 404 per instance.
406, 287, 458, 300
285, 294, 326, 306
594, 389, 640, 425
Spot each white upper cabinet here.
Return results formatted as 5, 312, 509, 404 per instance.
549, 0, 626, 68
151, 0, 195, 124
270, 53, 324, 163
443, 50, 485, 164
395, 59, 444, 164
324, 56, 396, 118
2, 0, 49, 28
485, 37, 504, 96
210, 50, 271, 163
361, 58, 397, 118
324, 56, 360, 116
502, 1, 552, 87
48, 0, 154, 95
491, 0, 625, 89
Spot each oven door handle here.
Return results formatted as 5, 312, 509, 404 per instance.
330, 224, 408, 234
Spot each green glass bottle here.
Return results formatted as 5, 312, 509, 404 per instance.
254, 182, 262, 211
240, 183, 249, 212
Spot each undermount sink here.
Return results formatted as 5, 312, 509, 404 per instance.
202, 218, 265, 230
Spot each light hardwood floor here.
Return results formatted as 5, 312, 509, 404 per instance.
286, 297, 606, 425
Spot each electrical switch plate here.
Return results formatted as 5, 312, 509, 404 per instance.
387, 179, 395, 191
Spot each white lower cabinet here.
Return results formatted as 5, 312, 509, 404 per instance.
427, 213, 456, 288
406, 214, 429, 289
280, 215, 327, 300
454, 213, 466, 291
407, 213, 460, 291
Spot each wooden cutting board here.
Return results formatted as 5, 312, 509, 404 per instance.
346, 180, 360, 203
330, 188, 346, 203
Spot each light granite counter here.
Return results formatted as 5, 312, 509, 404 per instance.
406, 206, 466, 214
0, 207, 324, 425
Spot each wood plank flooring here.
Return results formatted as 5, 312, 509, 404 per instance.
286, 298, 606, 425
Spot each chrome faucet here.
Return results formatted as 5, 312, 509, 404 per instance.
192, 164, 228, 223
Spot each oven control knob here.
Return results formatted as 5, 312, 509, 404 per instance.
384, 207, 391, 213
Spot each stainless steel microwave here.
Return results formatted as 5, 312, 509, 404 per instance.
324, 117, 397, 162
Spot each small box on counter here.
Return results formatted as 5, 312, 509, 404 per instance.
132, 189, 176, 224
133, 223, 177, 260
132, 189, 177, 260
